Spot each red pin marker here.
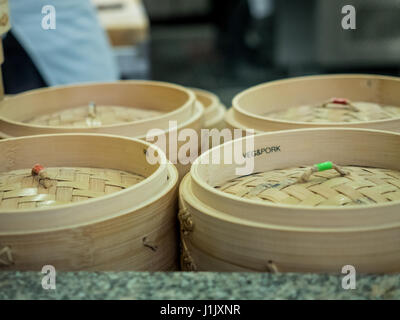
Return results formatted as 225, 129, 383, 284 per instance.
331, 98, 349, 105
31, 164, 45, 176
31, 164, 52, 188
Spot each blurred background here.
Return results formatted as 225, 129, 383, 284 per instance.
4, 0, 400, 106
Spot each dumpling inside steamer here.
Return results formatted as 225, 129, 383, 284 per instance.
25, 103, 164, 127
264, 98, 400, 123
215, 164, 400, 207
0, 166, 145, 209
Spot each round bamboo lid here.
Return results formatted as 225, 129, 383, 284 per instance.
0, 80, 197, 137
26, 104, 164, 127
265, 99, 400, 123
0, 166, 144, 210
216, 163, 400, 207
188, 128, 400, 229
229, 74, 400, 133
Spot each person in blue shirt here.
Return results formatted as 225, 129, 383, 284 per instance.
3, 0, 119, 94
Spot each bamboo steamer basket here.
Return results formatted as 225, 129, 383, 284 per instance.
179, 128, 400, 273
0, 133, 179, 271
0, 81, 205, 178
192, 88, 226, 131
226, 74, 400, 134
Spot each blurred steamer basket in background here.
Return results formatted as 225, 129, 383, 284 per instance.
0, 0, 10, 101
0, 134, 179, 271
179, 128, 400, 273
0, 81, 204, 179
191, 88, 226, 131
226, 74, 400, 134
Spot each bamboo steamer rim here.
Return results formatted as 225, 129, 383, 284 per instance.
0, 80, 197, 137
187, 128, 400, 230
0, 133, 178, 233
231, 74, 400, 128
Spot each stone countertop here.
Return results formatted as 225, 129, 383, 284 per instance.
0, 272, 399, 300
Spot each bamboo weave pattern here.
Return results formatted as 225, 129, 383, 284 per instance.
26, 105, 164, 127
216, 166, 400, 207
265, 102, 400, 123
0, 167, 144, 210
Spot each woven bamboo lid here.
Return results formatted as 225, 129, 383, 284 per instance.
216, 165, 400, 207
27, 104, 164, 127
188, 128, 400, 229
0, 166, 144, 210
0, 80, 197, 138
229, 74, 400, 133
266, 101, 400, 123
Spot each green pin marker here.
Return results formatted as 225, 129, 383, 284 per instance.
315, 161, 333, 172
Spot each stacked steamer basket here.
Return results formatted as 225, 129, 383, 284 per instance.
226, 74, 400, 134
0, 134, 179, 271
192, 88, 226, 131
0, 81, 204, 178
179, 128, 400, 273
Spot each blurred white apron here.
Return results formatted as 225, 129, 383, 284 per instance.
8, 0, 119, 85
